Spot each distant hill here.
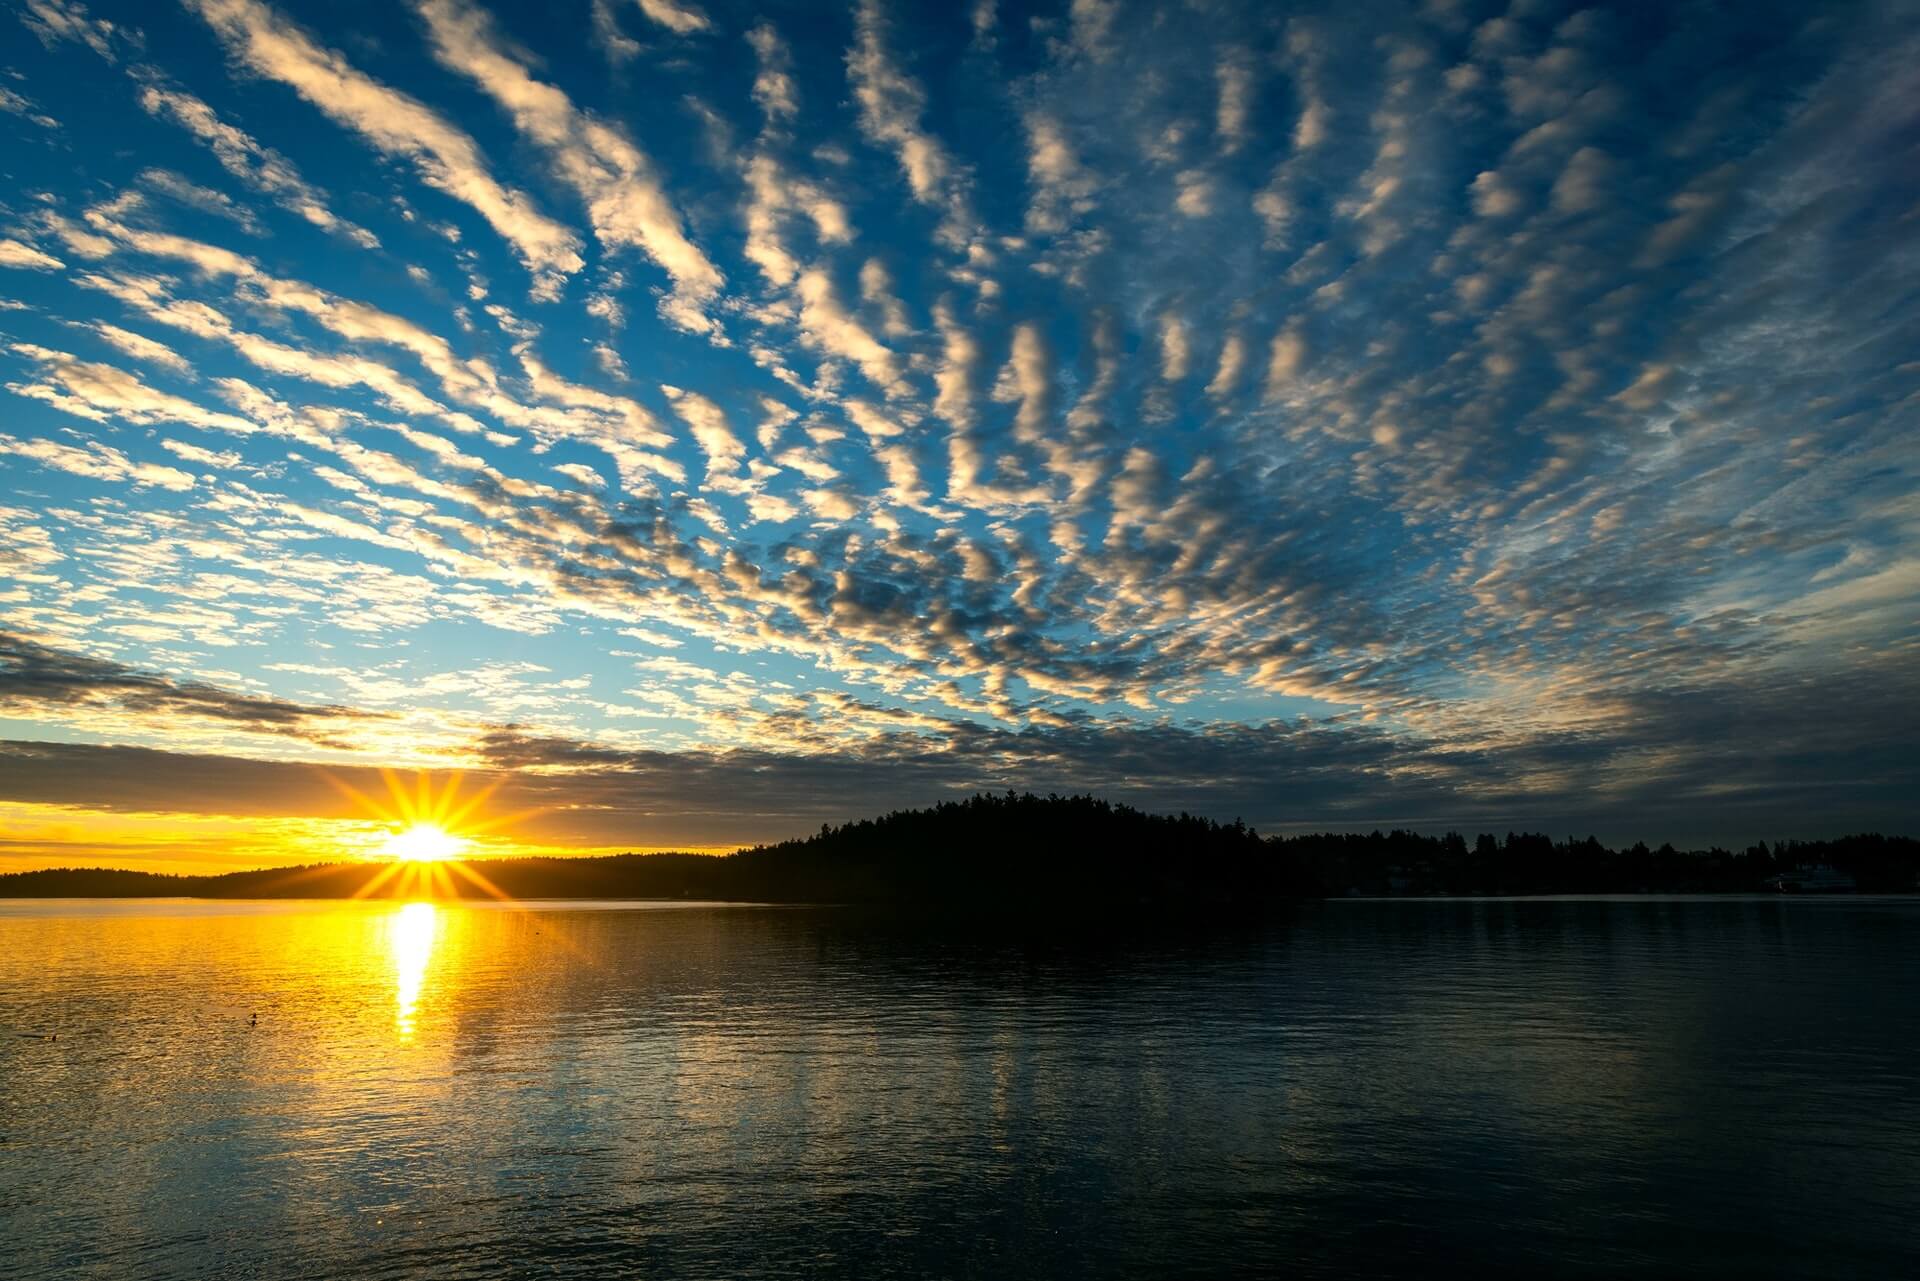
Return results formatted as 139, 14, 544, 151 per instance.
725, 792, 1304, 904
2, 793, 1915, 902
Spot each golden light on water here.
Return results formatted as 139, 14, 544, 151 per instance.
388, 902, 439, 1039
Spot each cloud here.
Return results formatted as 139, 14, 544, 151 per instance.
1550, 145, 1612, 215
6, 342, 257, 434
1159, 314, 1191, 382
0, 432, 194, 491
1262, 324, 1307, 400
136, 81, 379, 247
16, 0, 125, 61
1024, 113, 1096, 234
0, 85, 59, 129
1216, 51, 1255, 153
630, 0, 710, 36
858, 258, 911, 337
848, 0, 975, 246
414, 0, 724, 328
738, 152, 851, 288
79, 323, 192, 375
137, 167, 264, 234
0, 239, 64, 271
1175, 169, 1216, 218
931, 300, 980, 429
184, 0, 583, 288
1066, 0, 1118, 63
1470, 168, 1524, 218
746, 23, 798, 122
661, 383, 747, 486
793, 266, 903, 394
160, 438, 241, 469
1206, 333, 1248, 401
0, 637, 380, 737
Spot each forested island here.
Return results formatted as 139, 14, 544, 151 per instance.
4, 793, 1917, 903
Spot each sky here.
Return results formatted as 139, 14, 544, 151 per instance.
0, 0, 1916, 872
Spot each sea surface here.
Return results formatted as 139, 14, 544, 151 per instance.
1, 895, 1916, 1279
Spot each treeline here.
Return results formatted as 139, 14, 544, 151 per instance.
1276, 829, 1920, 896
0, 853, 733, 902
2, 793, 1916, 903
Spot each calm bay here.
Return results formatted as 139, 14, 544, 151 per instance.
3, 896, 1916, 1278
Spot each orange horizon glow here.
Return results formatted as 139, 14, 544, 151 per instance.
0, 797, 738, 877
0, 762, 742, 876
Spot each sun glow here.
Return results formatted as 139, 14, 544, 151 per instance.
325, 769, 524, 901
380, 822, 468, 863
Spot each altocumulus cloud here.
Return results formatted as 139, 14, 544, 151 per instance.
0, 0, 1914, 853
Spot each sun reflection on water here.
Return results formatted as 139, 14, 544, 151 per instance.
388, 902, 439, 1039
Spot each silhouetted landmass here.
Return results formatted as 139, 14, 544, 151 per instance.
2, 793, 1916, 902
1274, 828, 1920, 896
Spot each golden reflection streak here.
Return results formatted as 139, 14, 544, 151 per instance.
389, 902, 439, 1039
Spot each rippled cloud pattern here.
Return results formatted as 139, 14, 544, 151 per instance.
1, 0, 1916, 851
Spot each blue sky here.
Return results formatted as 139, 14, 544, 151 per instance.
1, 0, 1916, 863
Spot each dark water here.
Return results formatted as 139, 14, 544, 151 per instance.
1, 896, 1916, 1279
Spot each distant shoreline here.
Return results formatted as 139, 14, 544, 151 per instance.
3, 806, 1920, 906
5, 889, 1917, 904
3, 794, 1915, 903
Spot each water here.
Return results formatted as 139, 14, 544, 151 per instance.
2, 896, 1916, 1279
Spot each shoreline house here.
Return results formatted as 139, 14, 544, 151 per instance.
1764, 863, 1858, 893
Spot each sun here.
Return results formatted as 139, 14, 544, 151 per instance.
316, 769, 526, 901
380, 821, 469, 864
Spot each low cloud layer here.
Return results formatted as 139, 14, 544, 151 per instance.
2, 634, 1914, 849
0, 631, 381, 742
